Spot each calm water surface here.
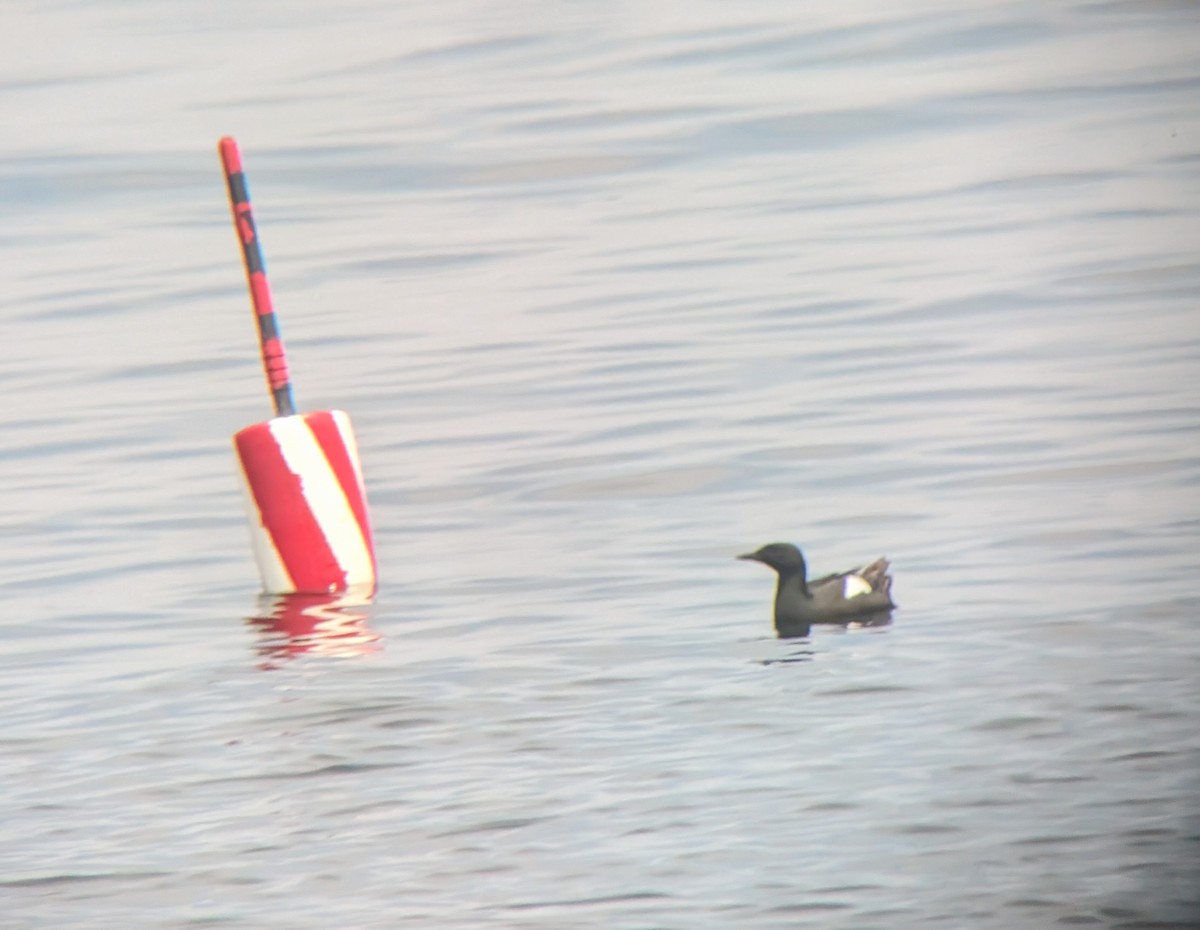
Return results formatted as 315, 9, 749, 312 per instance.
2, 1, 1199, 927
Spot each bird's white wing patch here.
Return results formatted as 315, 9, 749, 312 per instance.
843, 574, 872, 599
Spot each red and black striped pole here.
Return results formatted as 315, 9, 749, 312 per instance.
218, 136, 296, 418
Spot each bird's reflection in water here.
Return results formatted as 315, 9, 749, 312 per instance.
762, 643, 815, 666
246, 589, 381, 669
761, 613, 893, 666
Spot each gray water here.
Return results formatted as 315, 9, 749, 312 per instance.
2, 1, 1199, 927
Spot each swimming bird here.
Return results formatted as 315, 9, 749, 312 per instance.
738, 542, 895, 635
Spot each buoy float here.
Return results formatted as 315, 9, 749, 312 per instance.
219, 137, 377, 595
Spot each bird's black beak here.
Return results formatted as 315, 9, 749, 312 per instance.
737, 551, 761, 562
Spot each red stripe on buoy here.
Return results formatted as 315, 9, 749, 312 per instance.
234, 422, 347, 593
306, 412, 375, 570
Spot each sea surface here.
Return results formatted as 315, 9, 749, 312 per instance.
2, 1, 1199, 927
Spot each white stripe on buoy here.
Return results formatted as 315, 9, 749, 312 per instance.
331, 410, 367, 493
843, 574, 872, 599
267, 416, 375, 589
236, 458, 294, 592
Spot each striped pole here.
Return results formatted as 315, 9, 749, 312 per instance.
219, 137, 377, 596
219, 136, 296, 418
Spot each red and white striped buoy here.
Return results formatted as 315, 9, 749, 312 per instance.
220, 137, 377, 595
235, 411, 375, 594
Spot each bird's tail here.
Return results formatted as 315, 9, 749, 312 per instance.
860, 557, 892, 597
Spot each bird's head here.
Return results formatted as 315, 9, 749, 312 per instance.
737, 542, 807, 578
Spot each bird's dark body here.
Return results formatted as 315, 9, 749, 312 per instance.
739, 543, 895, 636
